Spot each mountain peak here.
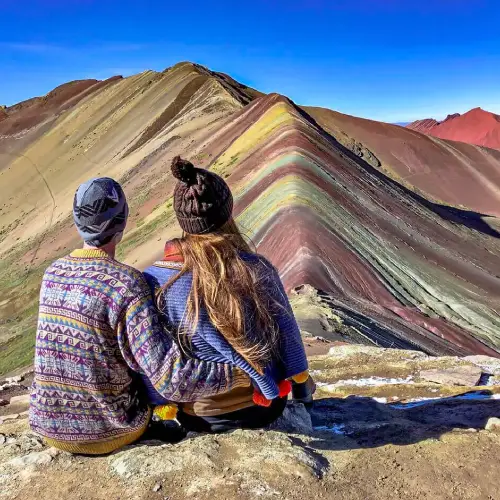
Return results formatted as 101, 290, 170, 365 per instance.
443, 112, 461, 122
407, 106, 500, 149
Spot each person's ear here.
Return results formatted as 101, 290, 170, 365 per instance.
114, 232, 124, 245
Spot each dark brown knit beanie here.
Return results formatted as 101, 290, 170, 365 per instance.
171, 156, 233, 234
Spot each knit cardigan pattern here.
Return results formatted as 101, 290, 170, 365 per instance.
143, 252, 309, 400
30, 249, 237, 452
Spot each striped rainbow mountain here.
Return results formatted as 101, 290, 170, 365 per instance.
1, 62, 500, 372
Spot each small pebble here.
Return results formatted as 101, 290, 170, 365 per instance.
152, 483, 162, 492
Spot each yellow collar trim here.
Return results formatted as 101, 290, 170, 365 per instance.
70, 248, 111, 259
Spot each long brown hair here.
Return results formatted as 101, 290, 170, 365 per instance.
157, 220, 279, 374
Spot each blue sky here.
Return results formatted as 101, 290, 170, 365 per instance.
1, 0, 500, 122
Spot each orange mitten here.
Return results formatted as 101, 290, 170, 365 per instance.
153, 403, 179, 421
253, 390, 272, 407
291, 370, 309, 384
253, 380, 292, 407
278, 379, 292, 397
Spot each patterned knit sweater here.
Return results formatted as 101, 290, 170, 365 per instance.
143, 248, 309, 401
29, 248, 245, 455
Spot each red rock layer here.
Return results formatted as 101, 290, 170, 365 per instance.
407, 108, 500, 150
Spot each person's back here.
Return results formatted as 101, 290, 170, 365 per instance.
31, 249, 155, 453
30, 178, 244, 454
145, 247, 308, 398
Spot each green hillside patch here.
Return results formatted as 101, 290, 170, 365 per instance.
0, 330, 36, 376
116, 199, 175, 261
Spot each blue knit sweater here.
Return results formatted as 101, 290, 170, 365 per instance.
143, 252, 308, 400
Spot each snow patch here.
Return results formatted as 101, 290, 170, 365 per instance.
318, 375, 414, 390
391, 398, 437, 409
313, 424, 346, 435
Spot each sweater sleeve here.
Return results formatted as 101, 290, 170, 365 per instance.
258, 257, 309, 379
194, 308, 281, 398
116, 274, 248, 402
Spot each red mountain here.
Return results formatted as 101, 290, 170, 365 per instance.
407, 107, 500, 150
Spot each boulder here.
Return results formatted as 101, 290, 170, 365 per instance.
7, 394, 30, 413
419, 365, 482, 386
9, 448, 58, 468
0, 414, 20, 424
5, 432, 45, 453
269, 402, 313, 435
5, 376, 22, 385
485, 417, 500, 432
464, 355, 500, 376
9, 394, 30, 406
109, 429, 328, 485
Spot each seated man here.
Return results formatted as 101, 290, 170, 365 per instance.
29, 178, 247, 455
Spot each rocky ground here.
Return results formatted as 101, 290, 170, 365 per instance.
1, 345, 500, 500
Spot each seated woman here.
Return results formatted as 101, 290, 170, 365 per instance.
142, 157, 314, 433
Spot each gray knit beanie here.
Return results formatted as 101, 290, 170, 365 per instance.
171, 156, 233, 234
73, 178, 129, 246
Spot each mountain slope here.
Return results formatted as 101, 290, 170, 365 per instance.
306, 106, 500, 218
407, 118, 440, 133
407, 107, 500, 150
1, 63, 500, 375
207, 95, 500, 356
0, 62, 259, 371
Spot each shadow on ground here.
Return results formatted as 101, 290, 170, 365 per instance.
305, 391, 500, 450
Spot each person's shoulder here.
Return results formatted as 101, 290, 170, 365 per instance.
42, 254, 77, 275
144, 261, 191, 290
109, 259, 150, 292
143, 264, 167, 288
144, 261, 184, 277
241, 252, 276, 272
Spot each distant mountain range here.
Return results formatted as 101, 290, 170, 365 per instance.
407, 107, 500, 150
1, 62, 500, 376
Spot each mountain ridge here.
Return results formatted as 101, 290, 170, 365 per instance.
407, 107, 500, 150
307, 105, 500, 217
1, 62, 500, 376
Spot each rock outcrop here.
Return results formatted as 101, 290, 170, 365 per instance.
1, 346, 500, 499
